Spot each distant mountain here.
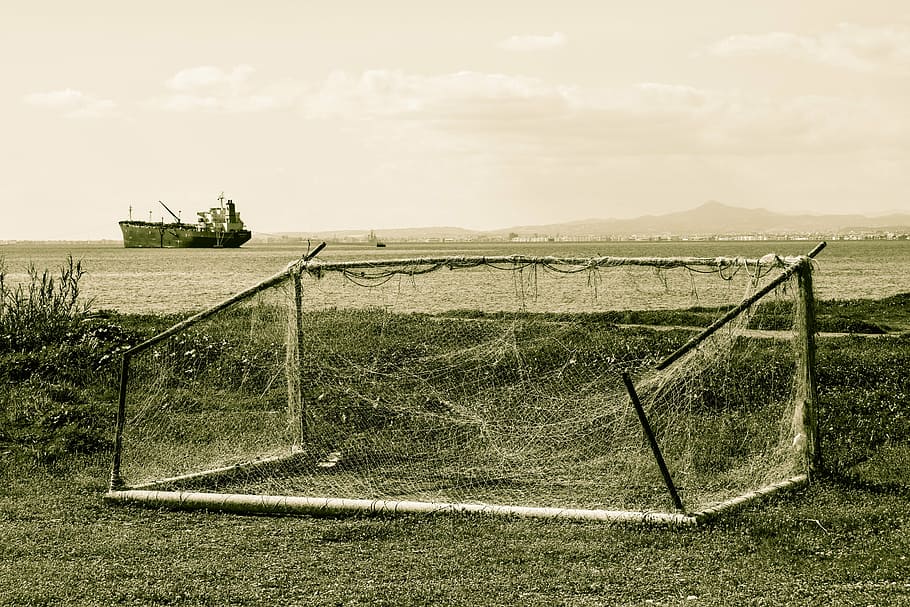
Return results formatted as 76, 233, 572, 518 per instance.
490, 202, 910, 238
258, 201, 910, 241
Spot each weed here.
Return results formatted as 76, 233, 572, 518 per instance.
0, 255, 92, 352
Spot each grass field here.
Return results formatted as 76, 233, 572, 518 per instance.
1, 454, 908, 606
2, 276, 909, 605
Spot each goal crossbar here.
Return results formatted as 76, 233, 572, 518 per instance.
301, 253, 806, 274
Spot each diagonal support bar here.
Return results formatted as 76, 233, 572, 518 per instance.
622, 372, 685, 512
655, 241, 826, 371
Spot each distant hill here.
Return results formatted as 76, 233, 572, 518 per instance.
488, 202, 910, 238
257, 201, 910, 241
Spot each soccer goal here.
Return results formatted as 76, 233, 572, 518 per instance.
105, 242, 825, 525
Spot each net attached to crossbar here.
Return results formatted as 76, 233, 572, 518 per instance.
107, 251, 818, 522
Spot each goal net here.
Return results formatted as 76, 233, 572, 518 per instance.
106, 248, 821, 524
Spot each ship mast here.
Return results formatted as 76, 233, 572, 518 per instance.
215, 192, 226, 247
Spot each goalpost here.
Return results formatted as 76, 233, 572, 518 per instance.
105, 242, 824, 525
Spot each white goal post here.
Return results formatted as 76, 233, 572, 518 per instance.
105, 243, 825, 525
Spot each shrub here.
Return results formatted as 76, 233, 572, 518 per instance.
0, 257, 132, 466
0, 255, 92, 352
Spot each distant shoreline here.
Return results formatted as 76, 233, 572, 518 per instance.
3, 231, 909, 247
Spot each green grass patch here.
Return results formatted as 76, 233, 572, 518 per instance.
1, 455, 908, 606
817, 293, 910, 333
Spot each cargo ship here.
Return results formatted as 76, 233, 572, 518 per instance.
119, 194, 252, 248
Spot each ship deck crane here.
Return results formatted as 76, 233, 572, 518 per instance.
158, 200, 182, 224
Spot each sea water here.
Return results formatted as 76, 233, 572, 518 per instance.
1, 240, 908, 314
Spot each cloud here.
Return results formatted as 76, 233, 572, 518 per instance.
299, 69, 906, 158
152, 65, 303, 112
155, 92, 289, 113
167, 64, 255, 91
708, 23, 910, 73
23, 88, 116, 118
499, 32, 567, 52
303, 69, 571, 120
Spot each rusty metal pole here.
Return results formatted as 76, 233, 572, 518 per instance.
796, 258, 822, 478
109, 354, 131, 490
292, 270, 306, 443
622, 372, 685, 512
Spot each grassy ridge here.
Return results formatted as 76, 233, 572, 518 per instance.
1, 259, 908, 605
444, 292, 910, 334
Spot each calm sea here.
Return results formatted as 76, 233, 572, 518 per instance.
1, 240, 908, 314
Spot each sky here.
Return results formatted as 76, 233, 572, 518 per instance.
2, 0, 909, 240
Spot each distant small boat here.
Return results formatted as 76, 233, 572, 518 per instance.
119, 193, 252, 248
368, 229, 385, 247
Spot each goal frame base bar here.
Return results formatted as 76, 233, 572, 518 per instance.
103, 475, 807, 526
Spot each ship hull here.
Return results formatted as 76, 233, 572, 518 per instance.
119, 222, 252, 248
